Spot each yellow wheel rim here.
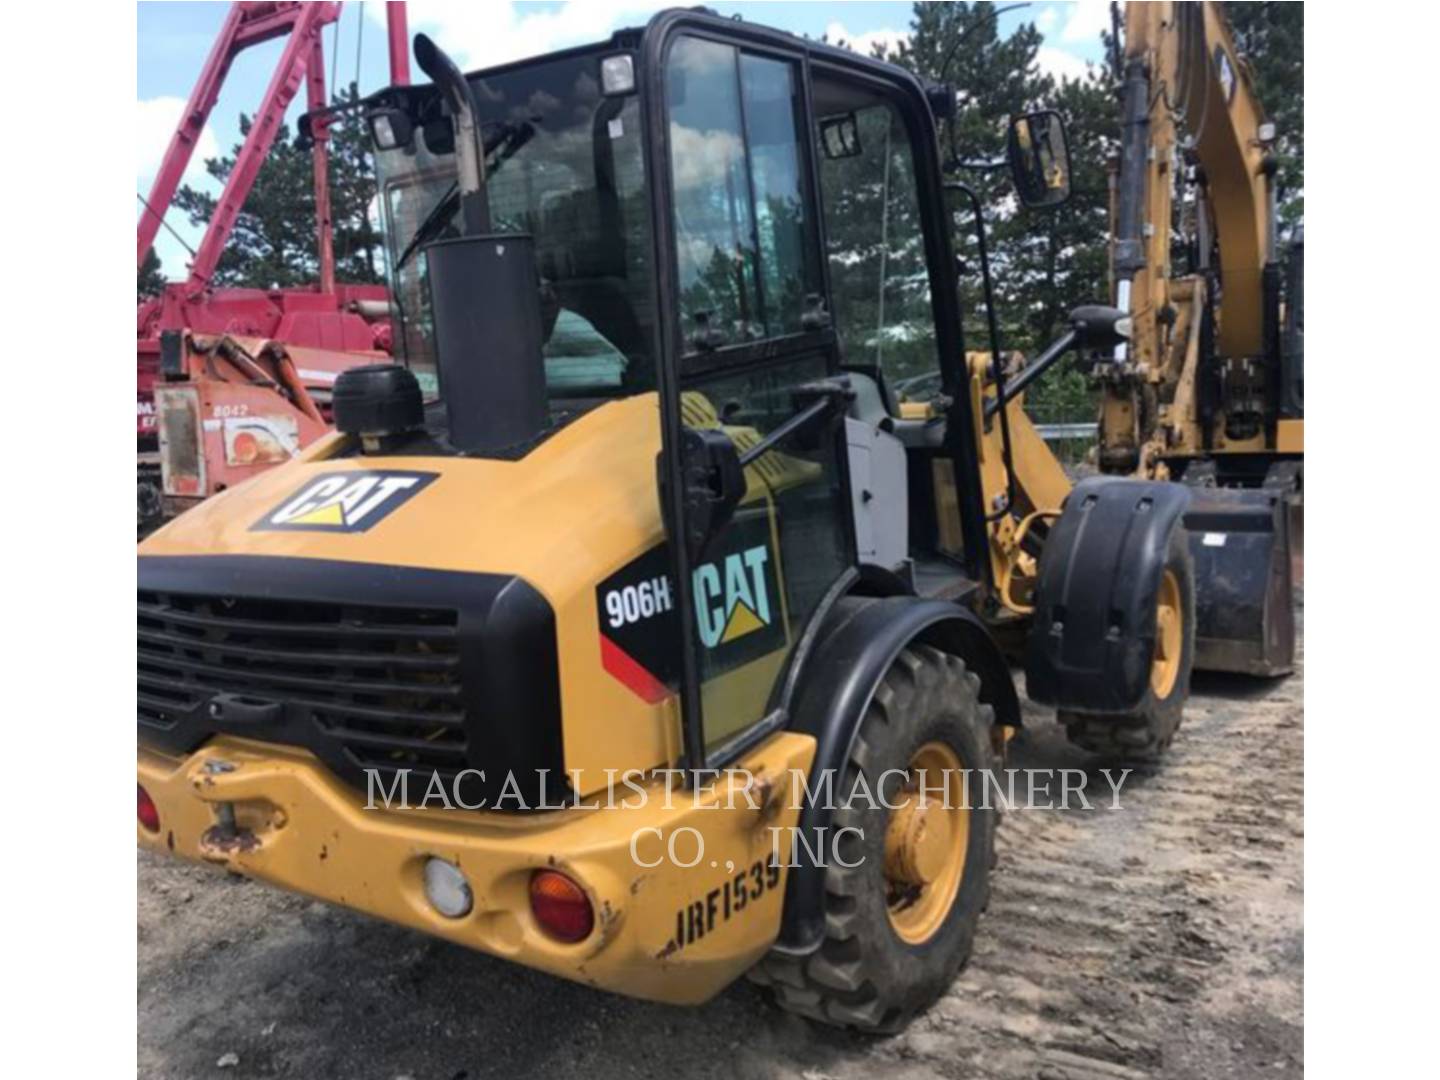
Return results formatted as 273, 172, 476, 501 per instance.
1150, 569, 1182, 698
884, 741, 969, 945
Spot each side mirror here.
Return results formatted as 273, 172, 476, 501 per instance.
1007, 110, 1071, 209
671, 427, 745, 563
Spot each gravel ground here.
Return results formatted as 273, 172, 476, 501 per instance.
138, 607, 1302, 1080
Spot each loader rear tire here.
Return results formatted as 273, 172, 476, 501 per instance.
750, 645, 997, 1034
1062, 528, 1195, 761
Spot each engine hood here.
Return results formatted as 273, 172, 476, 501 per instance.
140, 393, 666, 605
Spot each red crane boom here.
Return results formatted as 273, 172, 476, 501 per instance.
136, 2, 411, 533
138, 1, 411, 292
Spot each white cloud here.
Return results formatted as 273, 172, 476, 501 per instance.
669, 123, 743, 191
370, 1, 671, 71
137, 97, 220, 279
136, 96, 219, 190
823, 21, 909, 59
1035, 45, 1093, 84
1060, 0, 1111, 44
147, 231, 197, 284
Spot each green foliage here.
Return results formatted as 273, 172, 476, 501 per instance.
175, 87, 383, 289
855, 2, 1119, 422
817, 102, 939, 387
137, 246, 165, 299
1008, 70, 1119, 423
325, 88, 389, 284
1226, 2, 1304, 233
833, 0, 1302, 426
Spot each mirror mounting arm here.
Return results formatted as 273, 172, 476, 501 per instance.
665, 378, 856, 565
945, 181, 1018, 522
985, 329, 1079, 421
738, 377, 854, 468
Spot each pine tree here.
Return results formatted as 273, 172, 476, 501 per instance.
1227, 2, 1304, 232
827, 1, 1300, 433
174, 88, 384, 289
1013, 67, 1120, 425
326, 87, 388, 284
138, 247, 166, 299
862, 2, 1110, 423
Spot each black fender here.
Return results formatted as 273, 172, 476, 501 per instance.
773, 592, 1019, 954
1024, 476, 1190, 713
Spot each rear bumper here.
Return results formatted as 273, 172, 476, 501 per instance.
138, 733, 815, 1005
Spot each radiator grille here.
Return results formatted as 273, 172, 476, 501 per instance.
137, 590, 466, 777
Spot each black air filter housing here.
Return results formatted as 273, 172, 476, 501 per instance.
333, 363, 423, 440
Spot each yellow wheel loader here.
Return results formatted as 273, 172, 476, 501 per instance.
137, 11, 1259, 1032
1092, 0, 1300, 675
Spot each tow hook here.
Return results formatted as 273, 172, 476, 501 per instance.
200, 800, 260, 858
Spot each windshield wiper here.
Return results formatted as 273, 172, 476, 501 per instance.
394, 120, 537, 271
395, 181, 458, 271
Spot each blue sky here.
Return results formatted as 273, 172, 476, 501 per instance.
138, 1, 1109, 279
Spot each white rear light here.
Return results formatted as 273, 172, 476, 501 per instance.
423, 857, 473, 918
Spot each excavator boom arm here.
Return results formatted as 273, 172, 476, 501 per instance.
1116, 1, 1276, 360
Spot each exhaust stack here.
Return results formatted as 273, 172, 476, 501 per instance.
412, 34, 549, 455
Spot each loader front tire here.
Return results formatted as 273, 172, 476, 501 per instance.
1062, 528, 1196, 760
750, 645, 997, 1034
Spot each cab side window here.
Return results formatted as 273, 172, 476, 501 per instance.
814, 94, 937, 392
667, 37, 821, 349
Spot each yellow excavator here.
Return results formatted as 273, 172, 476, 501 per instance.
137, 9, 1283, 1033
1091, 0, 1299, 674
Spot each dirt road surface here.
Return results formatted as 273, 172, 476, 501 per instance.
139, 612, 1302, 1080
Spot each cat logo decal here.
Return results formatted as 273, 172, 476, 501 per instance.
596, 515, 785, 703
253, 471, 437, 533
693, 545, 772, 647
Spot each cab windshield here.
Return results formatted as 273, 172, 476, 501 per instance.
374, 48, 654, 401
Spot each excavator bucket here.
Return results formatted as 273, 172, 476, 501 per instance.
1183, 487, 1296, 676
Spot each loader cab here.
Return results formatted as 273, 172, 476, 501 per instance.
361, 12, 1011, 768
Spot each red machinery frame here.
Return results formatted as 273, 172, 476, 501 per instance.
137, 2, 409, 527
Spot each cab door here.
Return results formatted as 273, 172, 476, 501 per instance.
648, 23, 855, 767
